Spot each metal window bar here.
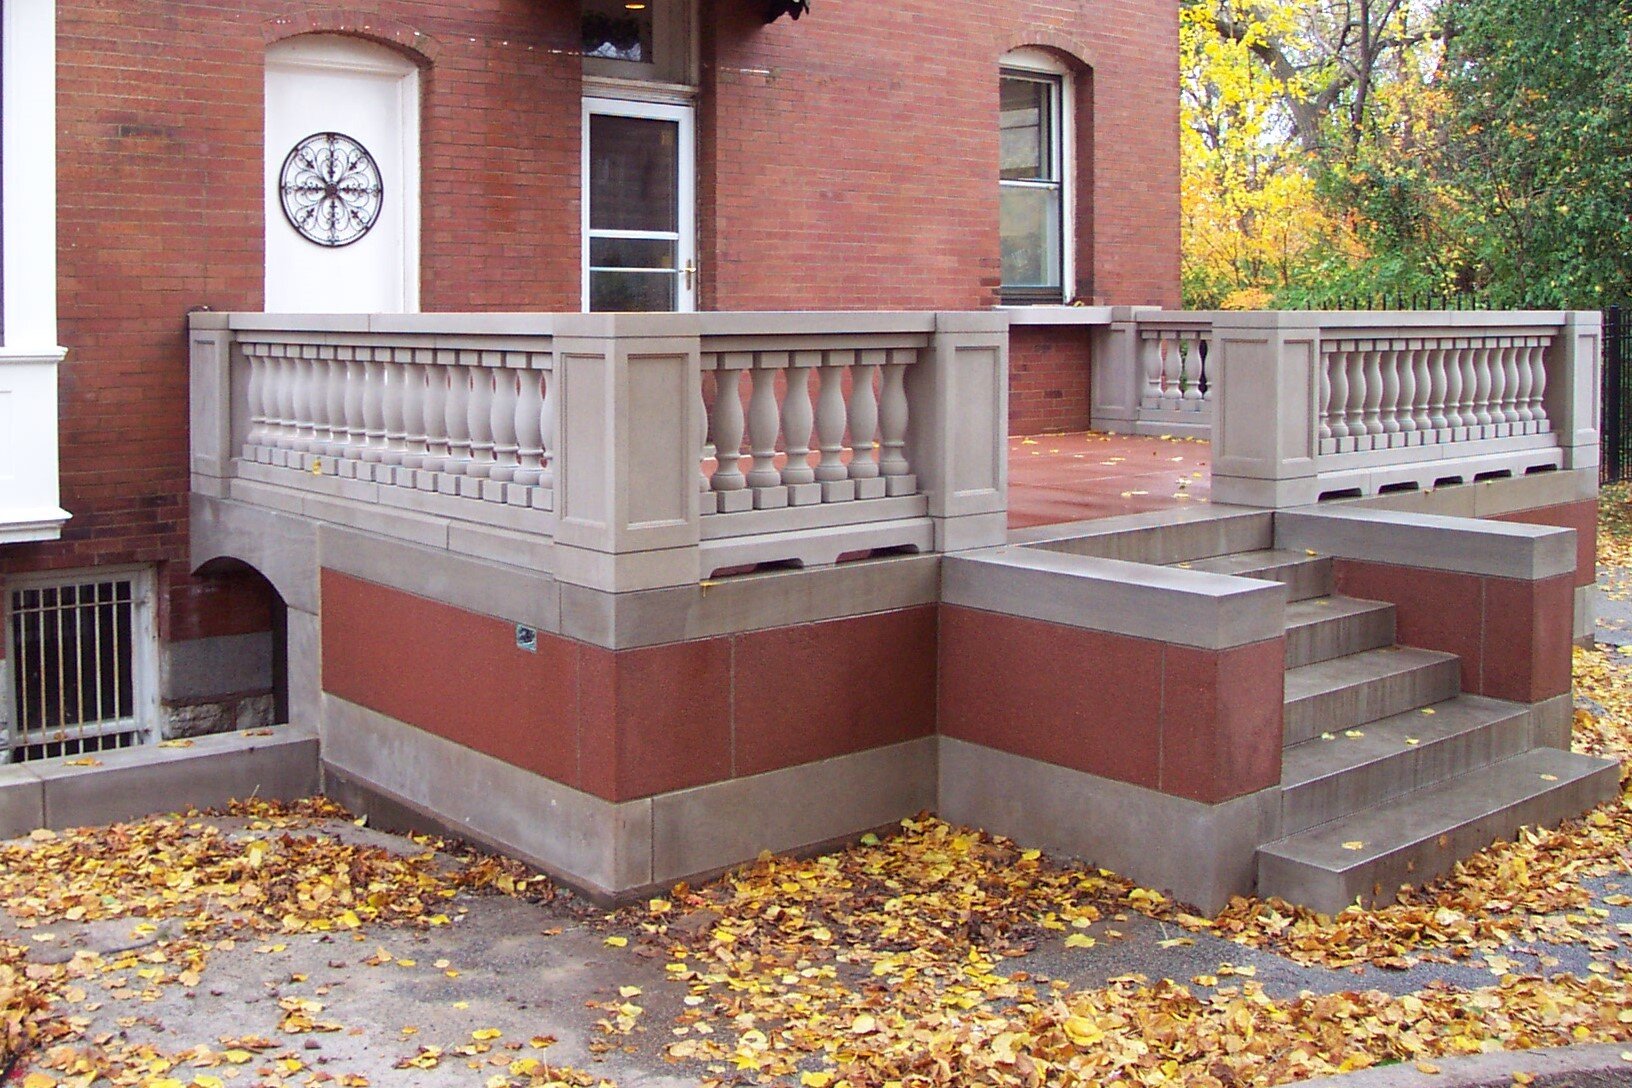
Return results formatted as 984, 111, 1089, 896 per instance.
8, 577, 144, 762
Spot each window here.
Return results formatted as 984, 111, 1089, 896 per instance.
6, 570, 155, 762
582, 0, 694, 86
1000, 54, 1072, 303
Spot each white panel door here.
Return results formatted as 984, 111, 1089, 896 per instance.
265, 36, 419, 313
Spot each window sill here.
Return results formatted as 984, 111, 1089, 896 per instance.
997, 304, 1117, 326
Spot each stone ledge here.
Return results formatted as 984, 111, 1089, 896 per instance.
0, 725, 319, 836
943, 546, 1285, 649
1275, 506, 1576, 581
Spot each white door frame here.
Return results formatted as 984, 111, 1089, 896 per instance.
581, 96, 696, 313
265, 35, 421, 313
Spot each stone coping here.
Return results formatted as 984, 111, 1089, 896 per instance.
943, 546, 1285, 650
1275, 507, 1576, 581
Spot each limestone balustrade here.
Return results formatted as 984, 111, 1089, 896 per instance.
1072, 306, 1222, 437
190, 311, 1010, 591
1208, 310, 1600, 506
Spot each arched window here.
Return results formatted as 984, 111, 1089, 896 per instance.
1000, 49, 1074, 303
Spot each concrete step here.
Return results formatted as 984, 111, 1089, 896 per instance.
1279, 694, 1530, 834
1180, 549, 1333, 602
1258, 748, 1622, 915
1283, 646, 1462, 745
1284, 596, 1396, 668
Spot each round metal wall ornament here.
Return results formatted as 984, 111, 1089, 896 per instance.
278, 132, 385, 248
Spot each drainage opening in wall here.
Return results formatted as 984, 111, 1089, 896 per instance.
5, 569, 156, 763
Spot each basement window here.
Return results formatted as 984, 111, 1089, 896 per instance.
6, 570, 155, 762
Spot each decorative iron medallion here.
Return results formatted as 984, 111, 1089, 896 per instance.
278, 132, 384, 248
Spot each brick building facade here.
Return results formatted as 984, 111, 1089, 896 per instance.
1, 0, 1180, 749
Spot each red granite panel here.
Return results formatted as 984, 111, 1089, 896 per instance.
319, 570, 580, 787
733, 607, 938, 777
938, 605, 1162, 788
1481, 574, 1574, 702
1333, 560, 1485, 694
1160, 639, 1284, 804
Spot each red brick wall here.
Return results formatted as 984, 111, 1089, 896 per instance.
19, 0, 1180, 645
701, 0, 1181, 311
1010, 325, 1093, 434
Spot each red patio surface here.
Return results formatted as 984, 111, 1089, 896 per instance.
1007, 431, 1213, 529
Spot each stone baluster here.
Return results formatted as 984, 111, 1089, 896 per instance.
1344, 345, 1368, 447
1326, 347, 1350, 444
1456, 342, 1480, 439
1318, 349, 1334, 450
709, 355, 750, 504
1410, 340, 1434, 438
420, 354, 452, 472
321, 355, 348, 457
745, 356, 783, 491
1180, 338, 1202, 405
1500, 340, 1525, 432
697, 366, 713, 507
488, 357, 521, 484
848, 349, 882, 488
1158, 337, 1174, 408
539, 365, 558, 493
1471, 340, 1496, 434
1360, 345, 1386, 445
361, 355, 388, 463
465, 358, 497, 479
244, 350, 269, 454
780, 352, 819, 505
290, 352, 318, 453
1511, 340, 1535, 431
381, 351, 408, 467
513, 364, 545, 487
1426, 343, 1450, 440
1394, 342, 1418, 442
342, 356, 367, 459
1527, 341, 1550, 432
1142, 336, 1164, 409
878, 348, 913, 492
269, 352, 297, 449
814, 351, 851, 499
400, 352, 429, 470
1449, 344, 1475, 437
443, 356, 473, 477
1487, 340, 1512, 436
1377, 343, 1403, 444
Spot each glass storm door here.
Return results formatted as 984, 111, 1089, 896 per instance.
583, 98, 696, 312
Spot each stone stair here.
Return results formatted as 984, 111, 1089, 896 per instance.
1179, 548, 1620, 915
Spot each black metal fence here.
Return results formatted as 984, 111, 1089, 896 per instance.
1603, 306, 1632, 484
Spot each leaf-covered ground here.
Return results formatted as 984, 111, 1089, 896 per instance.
4, 491, 1632, 1087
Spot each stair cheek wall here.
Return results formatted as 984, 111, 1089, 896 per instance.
937, 605, 1284, 804
319, 570, 939, 803
1492, 501, 1598, 589
1330, 561, 1574, 704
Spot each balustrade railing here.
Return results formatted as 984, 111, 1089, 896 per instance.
191, 311, 1010, 589
699, 346, 921, 516
1317, 333, 1552, 456
1139, 320, 1214, 418
238, 339, 557, 510
1207, 311, 1600, 507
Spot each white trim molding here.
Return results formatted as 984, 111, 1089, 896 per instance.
0, 1, 69, 541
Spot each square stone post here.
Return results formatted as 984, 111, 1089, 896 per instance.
1210, 310, 1323, 509
550, 313, 704, 593
1089, 306, 1157, 434
1544, 310, 1601, 474
904, 312, 1010, 552
188, 313, 241, 497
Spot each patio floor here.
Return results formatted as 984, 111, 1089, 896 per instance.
1006, 430, 1213, 529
